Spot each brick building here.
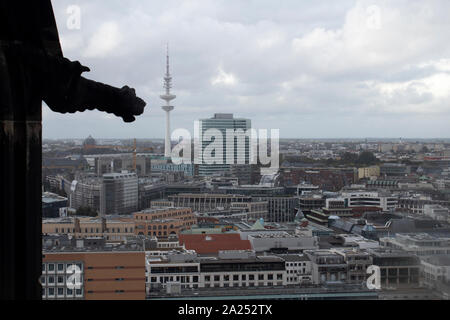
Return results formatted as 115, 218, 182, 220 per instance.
42, 251, 145, 300
134, 207, 197, 239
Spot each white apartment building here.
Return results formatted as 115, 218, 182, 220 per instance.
380, 233, 450, 257
146, 250, 288, 292
245, 231, 319, 253
340, 191, 397, 211
422, 256, 450, 286
279, 254, 313, 285
424, 204, 450, 222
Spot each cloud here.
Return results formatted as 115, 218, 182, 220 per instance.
43, 0, 450, 139
211, 66, 238, 86
83, 22, 122, 58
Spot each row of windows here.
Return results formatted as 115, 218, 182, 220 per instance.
149, 273, 284, 283
287, 269, 307, 274
53, 227, 133, 233
87, 278, 125, 282
147, 225, 174, 230
42, 263, 83, 273
137, 211, 191, 220
41, 275, 83, 285
85, 266, 125, 270
204, 274, 283, 282
204, 282, 283, 288
86, 290, 125, 294
201, 262, 285, 273
150, 275, 198, 283
286, 262, 307, 267
43, 287, 83, 298
151, 266, 199, 274
145, 231, 176, 237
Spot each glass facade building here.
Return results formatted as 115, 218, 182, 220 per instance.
197, 113, 251, 176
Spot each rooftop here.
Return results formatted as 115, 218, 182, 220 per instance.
179, 233, 252, 254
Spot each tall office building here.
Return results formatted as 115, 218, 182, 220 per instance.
100, 172, 138, 216
197, 113, 251, 176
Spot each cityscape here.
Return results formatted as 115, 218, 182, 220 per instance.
2, 0, 450, 309
41, 131, 450, 300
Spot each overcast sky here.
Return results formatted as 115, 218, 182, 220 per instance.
44, 0, 450, 139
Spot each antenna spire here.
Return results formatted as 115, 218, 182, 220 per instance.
166, 43, 170, 76
163, 43, 173, 95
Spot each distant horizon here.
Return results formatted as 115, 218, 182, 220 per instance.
43, 136, 450, 141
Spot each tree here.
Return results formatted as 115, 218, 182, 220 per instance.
75, 206, 97, 217
357, 151, 378, 166
341, 152, 358, 163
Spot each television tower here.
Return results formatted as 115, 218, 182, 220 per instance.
160, 44, 176, 158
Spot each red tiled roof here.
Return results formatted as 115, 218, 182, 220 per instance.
178, 233, 251, 254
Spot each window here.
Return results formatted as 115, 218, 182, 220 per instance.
57, 287, 64, 296
214, 275, 220, 282
249, 275, 254, 280
205, 276, 210, 282
48, 276, 54, 284
233, 275, 239, 281
48, 288, 55, 296
48, 263, 55, 272
258, 274, 264, 280
57, 276, 64, 284
57, 263, 64, 272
